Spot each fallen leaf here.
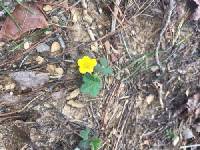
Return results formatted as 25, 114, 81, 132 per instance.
0, 3, 48, 41
10, 71, 49, 89
192, 0, 200, 20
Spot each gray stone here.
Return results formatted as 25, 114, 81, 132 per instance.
36, 43, 50, 53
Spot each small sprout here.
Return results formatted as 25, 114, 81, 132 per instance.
166, 129, 176, 140
78, 128, 102, 150
78, 56, 97, 74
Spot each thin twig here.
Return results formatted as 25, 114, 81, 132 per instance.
111, 0, 122, 32
180, 144, 200, 149
155, 0, 175, 72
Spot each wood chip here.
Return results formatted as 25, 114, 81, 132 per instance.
66, 89, 80, 100
67, 100, 84, 108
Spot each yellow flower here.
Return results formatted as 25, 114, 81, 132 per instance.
78, 56, 97, 74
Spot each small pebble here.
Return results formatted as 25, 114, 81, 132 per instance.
51, 42, 61, 53
24, 41, 30, 49
91, 42, 98, 52
47, 64, 56, 74
5, 83, 16, 90
36, 43, 50, 53
173, 136, 179, 146
45, 31, 52, 35
0, 42, 5, 47
71, 9, 79, 23
83, 13, 93, 24
150, 65, 159, 72
52, 16, 59, 23
146, 94, 155, 105
43, 5, 53, 12
35, 56, 45, 64
55, 67, 64, 75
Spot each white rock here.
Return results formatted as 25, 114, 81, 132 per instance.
0, 42, 5, 47
172, 136, 179, 146
55, 67, 64, 75
24, 41, 30, 49
146, 94, 155, 105
150, 65, 159, 72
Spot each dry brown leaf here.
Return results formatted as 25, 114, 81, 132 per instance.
192, 0, 200, 20
0, 3, 48, 41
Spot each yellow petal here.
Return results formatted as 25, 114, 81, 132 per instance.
78, 59, 83, 66
79, 67, 87, 74
91, 59, 97, 66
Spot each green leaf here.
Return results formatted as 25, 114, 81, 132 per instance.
99, 57, 108, 67
95, 64, 113, 76
80, 74, 102, 97
80, 128, 90, 140
90, 137, 102, 150
95, 57, 113, 76
79, 140, 90, 150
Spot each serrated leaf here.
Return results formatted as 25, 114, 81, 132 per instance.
99, 57, 108, 67
79, 140, 90, 150
95, 64, 113, 76
101, 67, 113, 76
80, 74, 102, 97
90, 137, 102, 150
95, 57, 113, 76
80, 128, 90, 140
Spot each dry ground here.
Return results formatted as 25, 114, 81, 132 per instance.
0, 0, 200, 150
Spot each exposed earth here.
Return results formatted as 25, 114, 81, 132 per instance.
0, 0, 199, 150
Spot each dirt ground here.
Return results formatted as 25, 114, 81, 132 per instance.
0, 0, 200, 150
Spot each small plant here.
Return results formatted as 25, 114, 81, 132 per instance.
165, 129, 176, 140
77, 128, 102, 150
78, 56, 112, 97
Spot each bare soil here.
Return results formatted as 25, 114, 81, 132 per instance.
0, 0, 199, 150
